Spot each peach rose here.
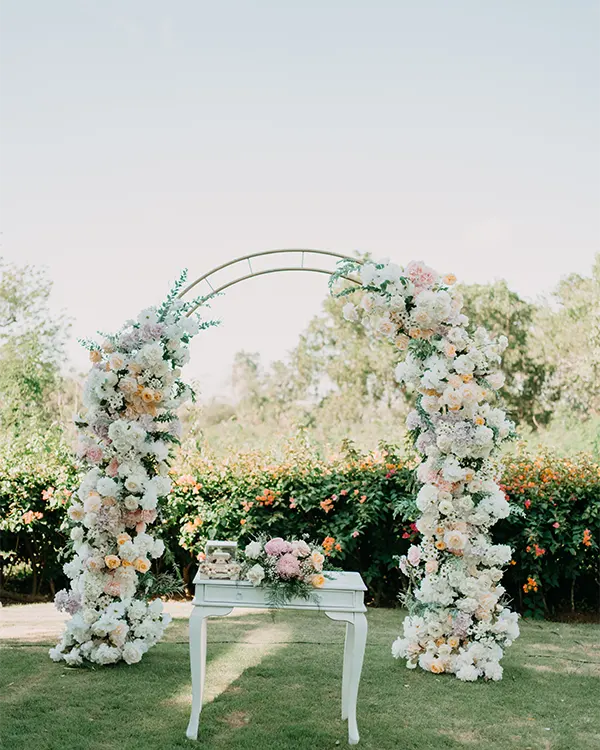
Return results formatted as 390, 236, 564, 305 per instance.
105, 555, 121, 570
310, 551, 325, 571
141, 388, 155, 403
311, 574, 326, 588
134, 557, 151, 573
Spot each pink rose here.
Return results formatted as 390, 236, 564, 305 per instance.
405, 260, 439, 290
103, 579, 121, 597
264, 537, 292, 556
407, 545, 421, 566
291, 540, 311, 558
106, 457, 120, 477
86, 446, 103, 464
276, 553, 301, 579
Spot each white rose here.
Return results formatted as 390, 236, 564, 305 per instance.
244, 541, 263, 559
342, 302, 359, 322
246, 564, 265, 586
122, 642, 143, 665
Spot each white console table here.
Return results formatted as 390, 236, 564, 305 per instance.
186, 571, 368, 745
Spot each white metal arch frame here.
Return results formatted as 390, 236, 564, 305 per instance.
178, 248, 363, 313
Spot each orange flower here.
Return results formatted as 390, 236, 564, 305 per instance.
583, 529, 592, 547
22, 510, 43, 524
322, 536, 335, 554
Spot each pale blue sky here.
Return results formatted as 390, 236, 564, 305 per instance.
1, 1, 598, 396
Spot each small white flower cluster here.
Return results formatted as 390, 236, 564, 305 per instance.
342, 259, 519, 681
51, 288, 204, 666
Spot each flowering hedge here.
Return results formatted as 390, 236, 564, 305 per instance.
164, 442, 419, 606
495, 451, 600, 618
0, 433, 77, 596
2, 442, 598, 615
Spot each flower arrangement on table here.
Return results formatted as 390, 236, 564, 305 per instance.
239, 536, 330, 606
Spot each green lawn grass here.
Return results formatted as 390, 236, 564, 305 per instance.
1, 608, 599, 750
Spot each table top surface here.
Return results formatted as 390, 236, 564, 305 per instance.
193, 570, 367, 591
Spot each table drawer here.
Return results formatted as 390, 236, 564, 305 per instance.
197, 583, 361, 610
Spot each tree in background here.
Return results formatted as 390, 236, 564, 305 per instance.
535, 255, 600, 422
0, 258, 72, 434
459, 281, 554, 428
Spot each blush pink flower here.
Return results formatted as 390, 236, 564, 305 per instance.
86, 446, 103, 464
407, 545, 421, 566
264, 537, 292, 556
405, 260, 439, 290
104, 579, 121, 597
106, 457, 120, 477
276, 553, 301, 579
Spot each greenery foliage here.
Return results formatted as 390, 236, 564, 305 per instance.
3, 435, 597, 616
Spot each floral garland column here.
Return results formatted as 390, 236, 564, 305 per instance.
333, 259, 520, 681
50, 275, 212, 666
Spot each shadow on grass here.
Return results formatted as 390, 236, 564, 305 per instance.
1, 610, 599, 750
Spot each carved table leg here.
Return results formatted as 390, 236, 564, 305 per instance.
186, 605, 233, 740
345, 612, 367, 745
341, 621, 355, 719
325, 610, 367, 745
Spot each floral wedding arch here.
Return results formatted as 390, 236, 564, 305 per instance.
51, 251, 519, 680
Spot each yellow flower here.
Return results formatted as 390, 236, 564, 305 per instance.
448, 636, 460, 649
474, 415, 485, 426
105, 555, 121, 570
134, 557, 151, 573
443, 273, 457, 285
117, 533, 131, 546
311, 574, 326, 588
310, 551, 325, 571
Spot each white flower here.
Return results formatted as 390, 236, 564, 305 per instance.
244, 541, 262, 559
70, 527, 84, 544
83, 494, 101, 513
122, 641, 143, 664
360, 263, 378, 286
342, 302, 359, 322
97, 477, 119, 497
246, 564, 265, 586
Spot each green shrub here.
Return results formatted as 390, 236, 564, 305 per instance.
0, 430, 78, 596
164, 441, 418, 605
495, 448, 600, 617
1, 435, 598, 615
